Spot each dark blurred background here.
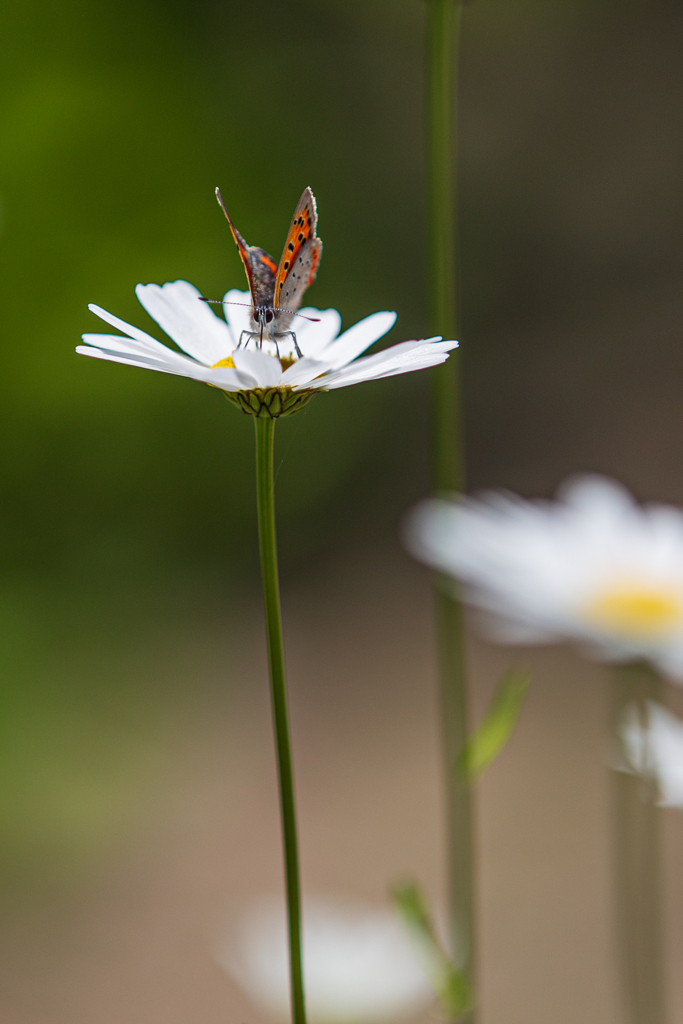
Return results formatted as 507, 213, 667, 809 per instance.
1, 0, 683, 1021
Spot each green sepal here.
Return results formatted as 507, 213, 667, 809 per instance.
223, 387, 320, 419
458, 669, 530, 781
391, 881, 472, 1020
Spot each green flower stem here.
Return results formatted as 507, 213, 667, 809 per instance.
427, 0, 475, 1018
254, 415, 306, 1024
612, 663, 666, 1024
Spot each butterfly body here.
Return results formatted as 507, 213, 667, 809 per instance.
216, 187, 323, 356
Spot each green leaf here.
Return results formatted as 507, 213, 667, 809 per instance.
391, 881, 472, 1020
458, 670, 530, 780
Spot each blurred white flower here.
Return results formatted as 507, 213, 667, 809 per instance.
407, 475, 683, 682
620, 701, 683, 806
217, 895, 434, 1024
76, 282, 457, 416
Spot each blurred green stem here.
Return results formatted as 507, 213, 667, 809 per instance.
427, 0, 474, 1019
254, 415, 306, 1024
612, 663, 665, 1024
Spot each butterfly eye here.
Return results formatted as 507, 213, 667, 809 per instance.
265, 309, 274, 324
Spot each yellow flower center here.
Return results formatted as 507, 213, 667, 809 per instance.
585, 582, 683, 637
211, 354, 296, 371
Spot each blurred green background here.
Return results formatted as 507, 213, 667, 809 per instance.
1, 0, 683, 1018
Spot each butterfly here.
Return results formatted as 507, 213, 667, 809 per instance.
215, 187, 323, 358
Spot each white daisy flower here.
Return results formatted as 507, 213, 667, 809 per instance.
406, 475, 683, 682
76, 282, 458, 418
217, 895, 434, 1024
620, 701, 683, 807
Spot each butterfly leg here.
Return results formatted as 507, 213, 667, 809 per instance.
238, 330, 261, 349
275, 331, 303, 359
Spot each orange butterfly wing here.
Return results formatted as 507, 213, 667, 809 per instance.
274, 188, 322, 318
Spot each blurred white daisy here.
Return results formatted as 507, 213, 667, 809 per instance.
620, 701, 683, 806
76, 282, 457, 417
406, 475, 683, 682
217, 895, 434, 1024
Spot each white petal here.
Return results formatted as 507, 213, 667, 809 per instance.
302, 340, 423, 390
272, 309, 342, 361
291, 308, 342, 357
280, 356, 330, 387
232, 349, 283, 387
328, 337, 448, 376
321, 364, 413, 390
88, 304, 169, 351
77, 344, 207, 379
135, 281, 233, 365
559, 475, 637, 518
222, 289, 254, 347
219, 895, 433, 1024
76, 344, 254, 391
404, 499, 465, 575
318, 312, 397, 369
317, 339, 457, 390
80, 333, 253, 388
81, 332, 196, 367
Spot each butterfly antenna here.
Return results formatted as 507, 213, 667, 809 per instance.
198, 297, 320, 322
290, 311, 321, 322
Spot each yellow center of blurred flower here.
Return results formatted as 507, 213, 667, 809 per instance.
586, 583, 683, 637
211, 356, 236, 369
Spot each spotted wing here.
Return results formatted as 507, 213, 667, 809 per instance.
273, 188, 322, 325
215, 188, 277, 309
273, 240, 323, 331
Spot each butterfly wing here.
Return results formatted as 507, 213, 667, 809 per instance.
273, 188, 323, 328
215, 188, 277, 310
274, 240, 323, 331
